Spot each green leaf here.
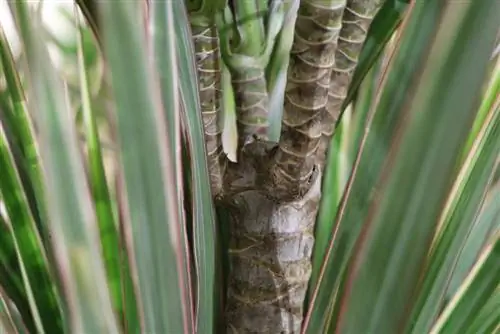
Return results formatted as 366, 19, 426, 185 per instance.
305, 1, 437, 330
152, 3, 195, 331
431, 235, 500, 333
98, 1, 193, 332
309, 106, 353, 302
0, 212, 37, 333
348, 54, 384, 160
333, 1, 499, 332
9, 1, 119, 332
221, 62, 238, 162
266, 0, 299, 141
309, 54, 385, 302
0, 119, 62, 334
462, 56, 499, 159
463, 287, 500, 334
154, 1, 197, 331
0, 25, 48, 245
407, 84, 500, 333
304, 1, 500, 332
74, 8, 137, 332
446, 181, 500, 304
172, 2, 219, 333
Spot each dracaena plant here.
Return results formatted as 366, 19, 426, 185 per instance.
0, 0, 499, 333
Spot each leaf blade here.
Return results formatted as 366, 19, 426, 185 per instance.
335, 2, 499, 332
431, 235, 500, 334
172, 3, 219, 332
408, 88, 500, 333
98, 1, 192, 332
9, 1, 120, 332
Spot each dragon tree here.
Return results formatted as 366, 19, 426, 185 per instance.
1, 0, 498, 334
189, 0, 384, 332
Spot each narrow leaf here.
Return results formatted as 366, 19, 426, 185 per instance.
74, 8, 135, 331
0, 211, 38, 333
463, 287, 500, 334
304, 1, 499, 332
408, 82, 500, 333
0, 124, 62, 334
0, 25, 48, 245
446, 181, 500, 304
335, 2, 499, 332
9, 1, 119, 332
173, 2, 219, 332
98, 1, 192, 332
462, 56, 499, 159
431, 235, 500, 334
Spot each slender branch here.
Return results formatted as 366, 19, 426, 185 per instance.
318, 0, 384, 162
217, 4, 271, 146
272, 0, 383, 200
271, 0, 347, 199
190, 19, 227, 197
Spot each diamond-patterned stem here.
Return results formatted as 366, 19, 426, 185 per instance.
272, 0, 347, 199
222, 1, 385, 332
191, 22, 226, 197
318, 0, 384, 162
231, 66, 270, 144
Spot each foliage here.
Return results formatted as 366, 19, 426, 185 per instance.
0, 0, 499, 333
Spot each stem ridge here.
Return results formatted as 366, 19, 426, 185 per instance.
191, 23, 227, 197
318, 0, 384, 160
232, 66, 270, 144
273, 0, 347, 199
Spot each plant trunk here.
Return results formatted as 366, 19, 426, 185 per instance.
223, 3, 346, 330
220, 0, 384, 332
222, 141, 322, 333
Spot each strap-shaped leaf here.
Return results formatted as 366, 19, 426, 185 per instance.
0, 131, 62, 334
304, 0, 499, 332
446, 182, 500, 301
174, 2, 219, 332
0, 25, 48, 246
333, 1, 499, 332
98, 1, 193, 332
407, 85, 500, 333
431, 234, 500, 333
9, 1, 119, 332
74, 9, 136, 332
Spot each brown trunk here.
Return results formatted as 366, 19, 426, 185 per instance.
222, 3, 347, 330
222, 142, 322, 333
219, 1, 384, 332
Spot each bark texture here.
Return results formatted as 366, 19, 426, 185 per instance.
191, 22, 226, 197
220, 1, 383, 332
273, 0, 347, 200
231, 66, 270, 143
318, 0, 384, 161
223, 142, 322, 333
